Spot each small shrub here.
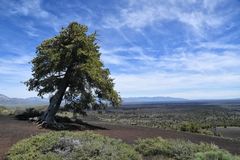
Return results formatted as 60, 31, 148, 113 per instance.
195, 150, 240, 160
7, 131, 142, 160
134, 137, 239, 160
14, 108, 42, 120
180, 122, 201, 133
0, 106, 13, 115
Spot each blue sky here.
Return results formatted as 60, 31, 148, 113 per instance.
0, 0, 240, 99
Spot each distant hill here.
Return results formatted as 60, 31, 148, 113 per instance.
0, 94, 48, 107
122, 96, 188, 104
0, 94, 188, 106
1, 93, 240, 107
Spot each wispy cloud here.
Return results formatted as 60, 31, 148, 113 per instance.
0, 0, 93, 33
104, 0, 227, 37
0, 51, 32, 79
195, 42, 240, 50
101, 46, 156, 68
0, 52, 33, 97
0, 55, 31, 65
23, 22, 39, 37
0, 0, 239, 98
113, 72, 240, 99
157, 51, 240, 73
7, 0, 49, 18
102, 45, 240, 74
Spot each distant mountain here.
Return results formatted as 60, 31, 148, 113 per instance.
0, 94, 188, 106
0, 94, 48, 107
122, 96, 188, 104
0, 94, 10, 101
1, 93, 239, 107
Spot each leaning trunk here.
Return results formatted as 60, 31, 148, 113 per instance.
41, 68, 72, 126
39, 49, 76, 127
41, 86, 67, 125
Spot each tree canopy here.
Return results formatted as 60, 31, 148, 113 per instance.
25, 22, 121, 124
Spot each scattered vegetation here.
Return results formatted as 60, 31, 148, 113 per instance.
84, 104, 240, 137
0, 106, 14, 115
134, 137, 240, 160
3, 104, 240, 139
14, 107, 43, 120
195, 151, 240, 160
7, 131, 142, 160
7, 130, 240, 160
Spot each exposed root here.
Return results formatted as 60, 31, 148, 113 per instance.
28, 116, 66, 130
37, 121, 47, 128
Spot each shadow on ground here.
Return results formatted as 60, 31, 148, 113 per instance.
14, 109, 107, 131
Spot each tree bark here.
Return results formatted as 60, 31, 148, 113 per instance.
41, 85, 67, 125
40, 68, 72, 126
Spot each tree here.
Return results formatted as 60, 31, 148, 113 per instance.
25, 22, 121, 127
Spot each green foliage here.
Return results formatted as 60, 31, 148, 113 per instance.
7, 131, 141, 160
195, 151, 240, 160
14, 108, 42, 120
134, 137, 239, 160
180, 122, 200, 132
0, 106, 14, 115
6, 129, 240, 160
86, 105, 240, 136
179, 122, 212, 135
25, 22, 121, 114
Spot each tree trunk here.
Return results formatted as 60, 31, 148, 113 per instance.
40, 68, 72, 126
39, 49, 77, 127
41, 86, 67, 125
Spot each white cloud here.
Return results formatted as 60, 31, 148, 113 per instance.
104, 0, 225, 36
9, 0, 49, 18
203, 0, 222, 11
101, 46, 156, 66
104, 46, 240, 98
0, 0, 239, 99
100, 39, 240, 98
101, 53, 127, 65
0, 54, 34, 98
176, 11, 223, 35
23, 22, 39, 37
157, 51, 240, 73
0, 54, 32, 77
196, 42, 240, 50
1, 0, 92, 33
0, 55, 32, 65
113, 72, 240, 99
102, 44, 240, 74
